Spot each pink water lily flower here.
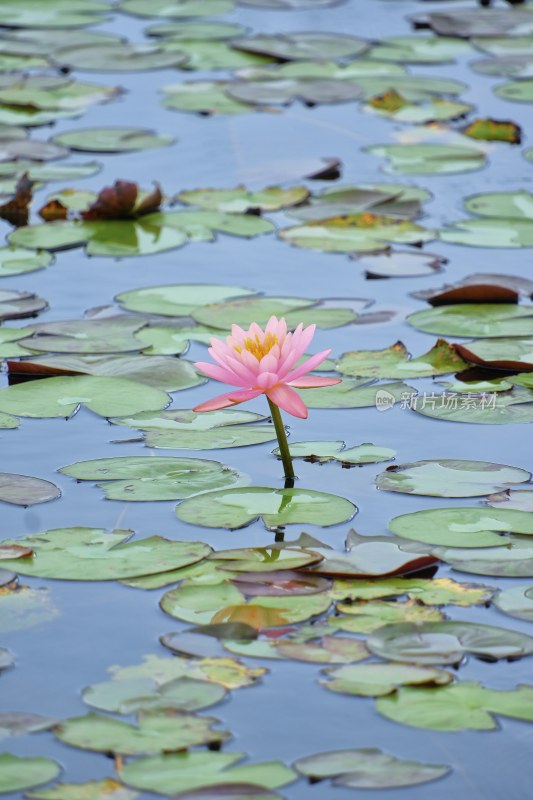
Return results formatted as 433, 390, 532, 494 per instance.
193, 316, 341, 419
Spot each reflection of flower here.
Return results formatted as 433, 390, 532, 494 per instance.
193, 316, 340, 419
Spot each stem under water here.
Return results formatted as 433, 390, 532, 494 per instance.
267, 398, 295, 480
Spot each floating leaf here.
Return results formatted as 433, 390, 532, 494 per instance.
111, 409, 276, 450
83, 677, 226, 715
224, 634, 369, 664
336, 339, 466, 379
0, 247, 52, 277
116, 284, 255, 317
366, 143, 486, 175
495, 585, 533, 622
320, 663, 452, 698
163, 81, 252, 115
377, 459, 530, 498
366, 92, 471, 124
60, 456, 244, 501
176, 487, 356, 530
53, 42, 187, 72
227, 78, 363, 107
0, 376, 169, 419
329, 575, 495, 607
369, 34, 472, 64
411, 387, 533, 425
0, 713, 56, 739
232, 33, 369, 62
0, 0, 109, 29
414, 8, 533, 38
376, 681, 533, 732
455, 338, 533, 370
192, 295, 358, 330
273, 441, 396, 465
0, 753, 61, 794
119, 752, 296, 797
408, 304, 533, 337
14, 317, 147, 355
0, 528, 211, 581
463, 118, 521, 143
51, 127, 174, 153
177, 186, 309, 213
293, 748, 449, 789
0, 473, 60, 506
147, 22, 246, 39
435, 536, 533, 577
389, 506, 533, 548
355, 249, 445, 278
0, 288, 47, 320
286, 183, 429, 223
495, 80, 533, 104
295, 380, 415, 409
368, 621, 533, 665
26, 779, 138, 800
440, 219, 533, 247
55, 711, 229, 755
332, 600, 444, 633
119, 0, 235, 18
486, 489, 533, 511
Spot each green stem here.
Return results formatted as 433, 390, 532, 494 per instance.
267, 398, 295, 480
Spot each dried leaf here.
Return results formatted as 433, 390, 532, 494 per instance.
0, 173, 33, 227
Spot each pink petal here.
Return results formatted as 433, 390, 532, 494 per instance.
194, 361, 247, 387
283, 348, 332, 383
277, 325, 317, 377
193, 388, 263, 413
256, 371, 279, 389
266, 384, 308, 419
288, 376, 341, 388
259, 352, 279, 374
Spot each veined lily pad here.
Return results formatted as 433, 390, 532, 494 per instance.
111, 409, 276, 450
119, 752, 296, 796
336, 339, 466, 379
176, 186, 309, 213
368, 620, 533, 665
376, 681, 533, 732
0, 473, 60, 506
366, 143, 486, 175
273, 441, 396, 465
60, 456, 244, 501
0, 376, 169, 418
119, 0, 235, 18
408, 304, 533, 337
116, 283, 255, 317
280, 214, 433, 253
320, 664, 452, 698
26, 779, 138, 800
0, 754, 61, 794
377, 459, 530, 498
55, 711, 229, 755
0, 528, 211, 581
51, 127, 174, 153
389, 506, 533, 548
14, 317, 147, 355
0, 247, 52, 277
293, 748, 449, 789
175, 487, 356, 530
232, 33, 369, 62
83, 676, 226, 715
329, 575, 495, 607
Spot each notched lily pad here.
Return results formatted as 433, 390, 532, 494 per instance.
0, 473, 60, 506
51, 127, 174, 153
336, 339, 466, 379
0, 753, 61, 794
26, 779, 138, 799
273, 441, 396, 465
176, 186, 309, 214
320, 663, 452, 698
329, 575, 495, 607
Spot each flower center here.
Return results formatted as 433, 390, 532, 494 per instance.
236, 332, 278, 360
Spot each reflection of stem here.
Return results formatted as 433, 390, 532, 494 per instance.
267, 399, 295, 480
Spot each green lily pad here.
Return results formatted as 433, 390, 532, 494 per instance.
368, 621, 533, 665
320, 664, 452, 698
369, 35, 472, 64
0, 753, 61, 794
286, 183, 428, 223
473, 55, 533, 80
53, 43, 187, 72
273, 441, 395, 465
366, 143, 486, 175
411, 387, 533, 425
455, 338, 533, 370
366, 96, 472, 125
60, 456, 244, 501
119, 752, 296, 796
419, 8, 533, 38
0, 28, 122, 54
389, 506, 533, 548
227, 78, 363, 107
440, 218, 533, 247
494, 585, 533, 622
280, 214, 433, 253
147, 21, 246, 39
0, 376, 169, 419
162, 81, 252, 115
0, 1, 108, 29
15, 317, 147, 355
336, 339, 466, 379
26, 779, 138, 800
135, 324, 214, 355
296, 379, 415, 409
0, 328, 38, 358
0, 413, 18, 429
464, 191, 533, 220
0, 528, 211, 581
376, 681, 533, 732
236, 60, 407, 82
232, 33, 369, 62
0, 712, 56, 739
328, 576, 495, 606
294, 748, 449, 789
176, 487, 356, 530
83, 676, 226, 715
435, 536, 533, 577
192, 296, 357, 330
0, 585, 59, 633
486, 489, 533, 511
15, 355, 204, 392
225, 633, 368, 664
303, 533, 436, 579
116, 284, 254, 317
0, 289, 47, 321
210, 546, 323, 573
0, 76, 120, 112
160, 40, 276, 71
408, 304, 533, 337
119, 0, 235, 18
0, 247, 52, 277
377, 459, 530, 498
111, 409, 276, 450
51, 127, 174, 153
55, 711, 229, 755
332, 600, 445, 633
0, 473, 60, 506
495, 80, 533, 103
177, 186, 309, 213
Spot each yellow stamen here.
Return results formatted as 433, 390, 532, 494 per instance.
235, 332, 278, 360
